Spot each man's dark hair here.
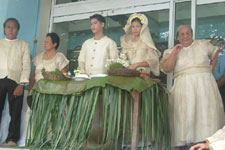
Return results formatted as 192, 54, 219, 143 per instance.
4, 18, 20, 30
46, 32, 60, 50
90, 14, 106, 24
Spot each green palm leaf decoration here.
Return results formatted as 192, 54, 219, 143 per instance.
26, 76, 170, 150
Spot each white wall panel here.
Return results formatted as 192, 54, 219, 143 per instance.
52, 0, 169, 18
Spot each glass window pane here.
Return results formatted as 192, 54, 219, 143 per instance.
175, 1, 191, 43
104, 15, 128, 48
196, 2, 225, 39
53, 19, 91, 75
56, 0, 78, 4
145, 10, 169, 52
144, 9, 169, 83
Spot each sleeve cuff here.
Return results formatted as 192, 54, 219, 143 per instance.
210, 140, 225, 150
207, 137, 220, 144
19, 82, 28, 86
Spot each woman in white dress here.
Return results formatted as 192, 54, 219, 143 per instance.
29, 32, 69, 89
160, 25, 225, 149
120, 13, 161, 148
120, 13, 161, 77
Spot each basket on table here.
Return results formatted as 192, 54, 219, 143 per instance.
27, 69, 70, 108
108, 68, 141, 77
42, 68, 71, 81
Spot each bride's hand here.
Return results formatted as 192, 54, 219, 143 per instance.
189, 142, 211, 150
127, 64, 138, 70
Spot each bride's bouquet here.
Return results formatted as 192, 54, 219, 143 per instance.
105, 53, 129, 69
106, 53, 140, 77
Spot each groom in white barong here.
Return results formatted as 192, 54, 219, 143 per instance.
78, 14, 118, 77
77, 14, 119, 150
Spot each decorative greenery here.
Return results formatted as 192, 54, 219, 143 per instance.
109, 62, 125, 70
41, 68, 70, 81
105, 53, 130, 70
42, 68, 63, 76
27, 77, 170, 150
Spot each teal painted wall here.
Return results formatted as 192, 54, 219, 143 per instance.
0, 0, 41, 58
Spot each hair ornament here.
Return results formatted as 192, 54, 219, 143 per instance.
129, 14, 145, 24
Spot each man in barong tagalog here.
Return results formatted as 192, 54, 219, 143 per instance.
120, 13, 161, 77
160, 25, 225, 150
77, 14, 119, 149
78, 14, 118, 77
0, 18, 31, 146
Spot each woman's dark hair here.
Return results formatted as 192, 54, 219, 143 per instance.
46, 32, 60, 49
131, 17, 143, 26
4, 18, 20, 30
90, 14, 106, 24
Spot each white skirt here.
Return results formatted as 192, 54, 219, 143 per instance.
169, 72, 225, 147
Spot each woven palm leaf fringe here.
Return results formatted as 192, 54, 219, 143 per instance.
26, 84, 170, 150
141, 84, 171, 150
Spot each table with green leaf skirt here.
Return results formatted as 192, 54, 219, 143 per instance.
26, 76, 170, 150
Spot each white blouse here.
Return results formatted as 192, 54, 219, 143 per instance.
33, 52, 69, 81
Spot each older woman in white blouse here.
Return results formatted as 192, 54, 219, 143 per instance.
29, 32, 69, 89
